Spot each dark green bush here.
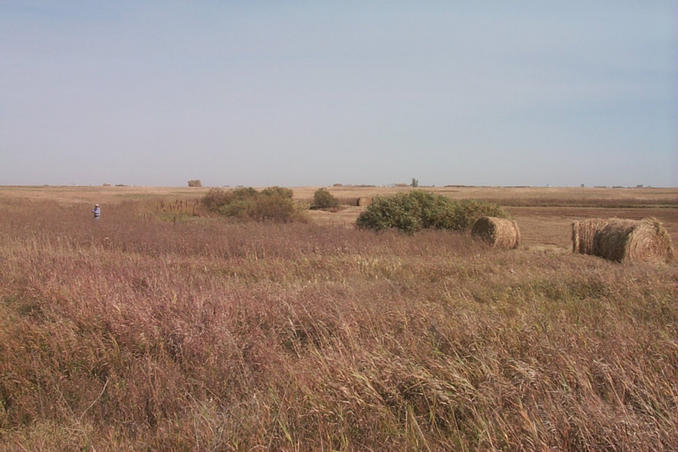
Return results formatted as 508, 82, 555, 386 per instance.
201, 187, 304, 222
261, 186, 294, 199
201, 188, 233, 211
312, 188, 340, 209
356, 191, 507, 234
450, 199, 507, 230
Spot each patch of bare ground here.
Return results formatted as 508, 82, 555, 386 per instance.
307, 206, 364, 227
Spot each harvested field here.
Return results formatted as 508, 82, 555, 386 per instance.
291, 185, 678, 208
357, 196, 371, 207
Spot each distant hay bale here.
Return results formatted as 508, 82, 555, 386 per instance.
358, 197, 371, 207
573, 217, 674, 263
471, 216, 521, 249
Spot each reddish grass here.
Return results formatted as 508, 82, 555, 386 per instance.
0, 197, 677, 450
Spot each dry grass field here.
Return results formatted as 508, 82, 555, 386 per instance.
0, 185, 676, 450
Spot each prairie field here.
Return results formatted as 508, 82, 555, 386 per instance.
0, 185, 677, 450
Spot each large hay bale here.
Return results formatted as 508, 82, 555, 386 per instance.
572, 217, 674, 263
578, 217, 674, 263
571, 218, 609, 254
358, 197, 371, 207
471, 216, 521, 249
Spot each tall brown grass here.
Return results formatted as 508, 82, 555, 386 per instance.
0, 198, 677, 450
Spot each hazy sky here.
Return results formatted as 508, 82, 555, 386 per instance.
2, 1, 677, 187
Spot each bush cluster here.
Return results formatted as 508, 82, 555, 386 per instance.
356, 191, 507, 234
312, 188, 340, 209
201, 186, 304, 222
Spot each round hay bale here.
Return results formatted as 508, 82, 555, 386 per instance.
471, 216, 521, 249
593, 217, 674, 263
571, 218, 609, 254
357, 197, 371, 207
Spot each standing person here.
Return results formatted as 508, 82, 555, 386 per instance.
92, 203, 101, 220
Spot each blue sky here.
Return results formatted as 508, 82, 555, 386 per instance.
1, 1, 677, 187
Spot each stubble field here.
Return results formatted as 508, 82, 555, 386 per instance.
0, 185, 676, 450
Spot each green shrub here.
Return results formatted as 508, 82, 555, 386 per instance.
356, 191, 507, 234
261, 186, 294, 199
312, 188, 340, 209
201, 187, 304, 222
201, 188, 232, 211
450, 199, 507, 230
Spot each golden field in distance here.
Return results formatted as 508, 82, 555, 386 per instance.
2, 184, 676, 249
